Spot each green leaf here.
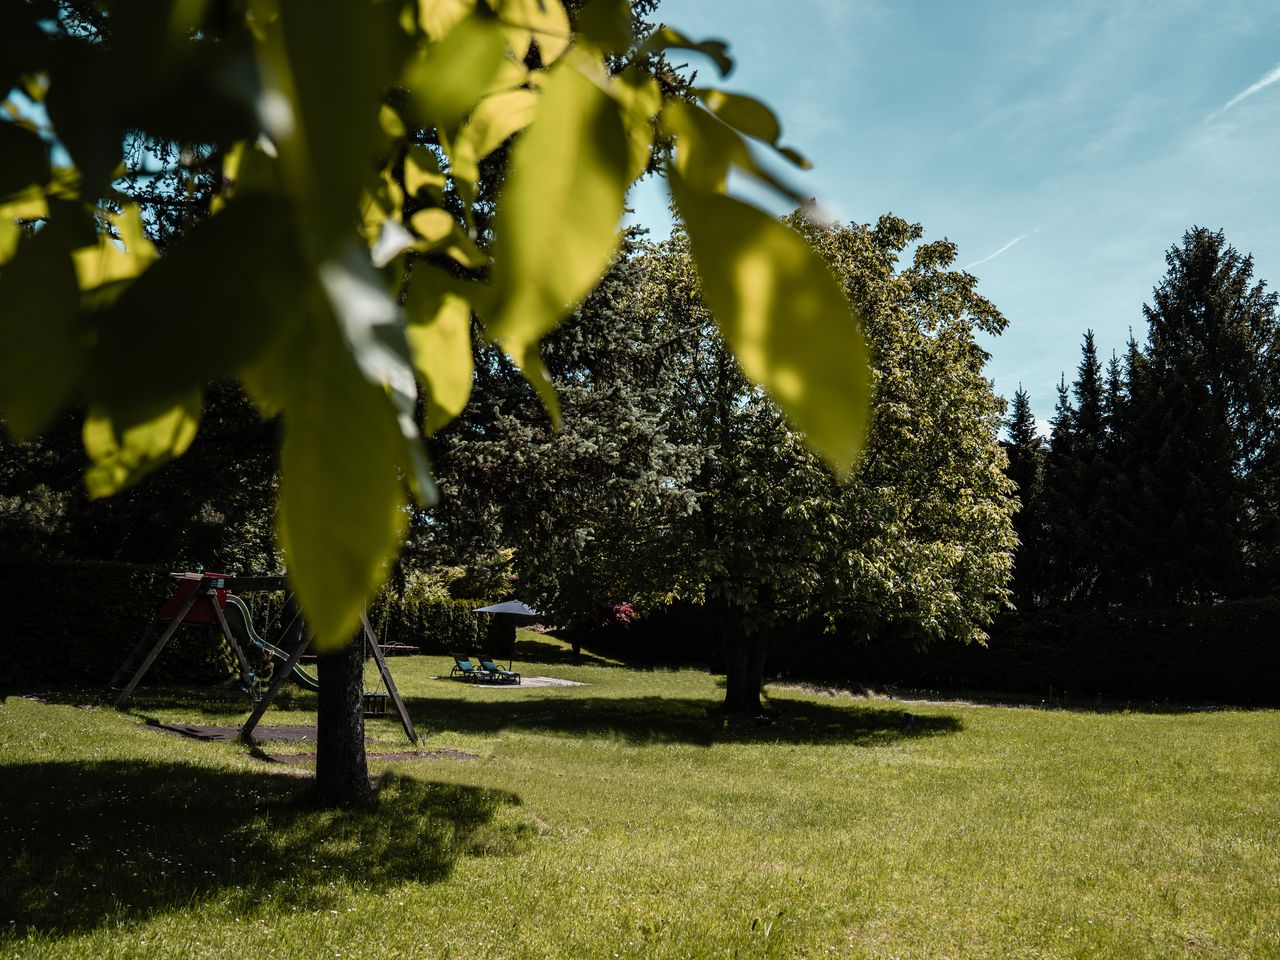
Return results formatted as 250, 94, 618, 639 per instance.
609, 64, 661, 181
82, 392, 202, 498
695, 88, 810, 169
496, 0, 571, 65
670, 170, 870, 478
0, 120, 49, 200
404, 144, 446, 202
258, 0, 406, 251
276, 292, 409, 652
0, 221, 82, 436
446, 87, 539, 185
417, 0, 474, 41
86, 196, 305, 416
576, 0, 633, 53
318, 245, 436, 504
403, 267, 475, 435
662, 100, 803, 203
409, 208, 487, 268
488, 51, 631, 417
71, 205, 157, 291
402, 15, 510, 140
641, 27, 733, 77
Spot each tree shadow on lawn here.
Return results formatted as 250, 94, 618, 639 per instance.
404, 693, 962, 747
512, 636, 621, 668
0, 760, 528, 936
14, 684, 320, 719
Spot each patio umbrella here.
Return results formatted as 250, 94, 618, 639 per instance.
473, 600, 541, 667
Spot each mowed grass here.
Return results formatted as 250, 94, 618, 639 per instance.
3, 634, 1279, 959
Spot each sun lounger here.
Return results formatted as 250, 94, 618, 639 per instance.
450, 654, 491, 682
477, 654, 521, 684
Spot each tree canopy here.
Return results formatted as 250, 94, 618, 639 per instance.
430, 214, 1018, 710
0, 0, 871, 652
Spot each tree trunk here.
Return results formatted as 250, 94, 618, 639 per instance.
722, 613, 768, 714
315, 636, 372, 808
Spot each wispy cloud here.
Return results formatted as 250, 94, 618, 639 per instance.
965, 231, 1035, 270
1207, 62, 1280, 121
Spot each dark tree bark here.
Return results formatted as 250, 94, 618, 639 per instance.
721, 608, 768, 714
315, 637, 372, 808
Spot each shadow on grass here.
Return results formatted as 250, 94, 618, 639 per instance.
0, 760, 528, 935
511, 636, 620, 668
404, 693, 962, 747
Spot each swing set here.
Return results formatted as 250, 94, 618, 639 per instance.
110, 572, 417, 745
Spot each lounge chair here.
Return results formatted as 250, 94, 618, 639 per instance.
477, 654, 521, 684
450, 654, 491, 682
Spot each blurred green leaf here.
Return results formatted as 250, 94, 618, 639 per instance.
82, 392, 202, 498
276, 292, 409, 652
576, 0, 633, 52
409, 208, 487, 268
488, 52, 630, 418
609, 65, 661, 181
86, 196, 305, 415
670, 170, 870, 477
497, 0, 571, 65
404, 144, 446, 202
446, 87, 539, 185
662, 100, 803, 204
71, 205, 157, 291
403, 15, 509, 140
319, 245, 436, 503
403, 267, 475, 435
0, 121, 49, 200
0, 222, 82, 436
259, 0, 406, 251
417, 0, 475, 41
695, 88, 810, 169
642, 27, 733, 77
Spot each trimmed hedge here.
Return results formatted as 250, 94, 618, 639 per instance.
367, 593, 488, 654
592, 597, 1280, 705
0, 560, 241, 688
782, 599, 1280, 705
0, 560, 495, 690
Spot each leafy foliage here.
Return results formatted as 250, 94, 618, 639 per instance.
430, 215, 1017, 709
1, 0, 869, 651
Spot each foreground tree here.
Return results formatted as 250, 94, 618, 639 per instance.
2, 1, 869, 803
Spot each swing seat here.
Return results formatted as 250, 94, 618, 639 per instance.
363, 692, 389, 717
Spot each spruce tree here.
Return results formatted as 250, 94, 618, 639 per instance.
1135, 228, 1279, 600
1003, 387, 1045, 609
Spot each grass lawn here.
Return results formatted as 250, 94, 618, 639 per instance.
3, 633, 1278, 959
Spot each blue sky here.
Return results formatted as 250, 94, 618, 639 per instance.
627, 0, 1280, 427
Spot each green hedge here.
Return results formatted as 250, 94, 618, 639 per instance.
0, 560, 243, 689
596, 597, 1280, 705
367, 593, 488, 653
782, 599, 1280, 705
0, 560, 494, 691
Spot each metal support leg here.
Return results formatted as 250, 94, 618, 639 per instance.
209, 595, 257, 698
240, 620, 310, 743
362, 613, 418, 746
114, 587, 205, 707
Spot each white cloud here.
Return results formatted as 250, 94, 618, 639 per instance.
1206, 62, 1280, 121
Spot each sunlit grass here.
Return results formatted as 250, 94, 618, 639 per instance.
3, 633, 1279, 958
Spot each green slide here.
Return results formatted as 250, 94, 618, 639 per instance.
223, 594, 320, 692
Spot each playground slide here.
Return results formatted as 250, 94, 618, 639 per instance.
222, 594, 320, 692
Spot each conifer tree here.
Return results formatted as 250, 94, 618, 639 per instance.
1003, 387, 1045, 609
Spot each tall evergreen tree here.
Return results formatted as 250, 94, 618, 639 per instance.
1003, 387, 1045, 609
1134, 227, 1279, 600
